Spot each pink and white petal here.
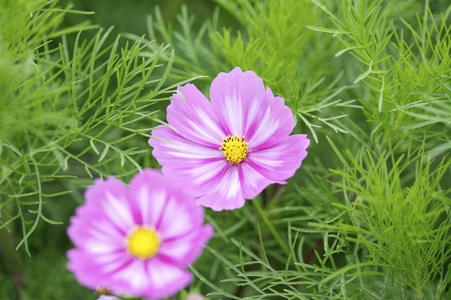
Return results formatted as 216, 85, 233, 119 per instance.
247, 134, 310, 181
110, 259, 150, 295
67, 249, 106, 289
67, 249, 133, 292
161, 158, 229, 198
84, 178, 135, 231
159, 224, 214, 266
195, 165, 246, 211
155, 189, 205, 240
68, 204, 127, 249
146, 258, 192, 299
238, 161, 282, 199
166, 83, 225, 146
95, 251, 133, 275
128, 169, 172, 226
111, 258, 192, 299
149, 125, 223, 166
245, 89, 295, 149
127, 168, 208, 241
210, 67, 266, 137
150, 125, 228, 198
67, 225, 127, 262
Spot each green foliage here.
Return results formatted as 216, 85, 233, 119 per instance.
0, 0, 94, 63
139, 0, 358, 145
310, 0, 451, 148
324, 143, 451, 298
211, 0, 318, 94
126, 4, 225, 82
0, 1, 191, 298
0, 0, 183, 255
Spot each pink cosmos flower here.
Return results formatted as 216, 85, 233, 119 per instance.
149, 67, 310, 211
67, 169, 214, 299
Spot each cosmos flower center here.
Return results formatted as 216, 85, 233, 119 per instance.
127, 227, 159, 259
219, 135, 248, 164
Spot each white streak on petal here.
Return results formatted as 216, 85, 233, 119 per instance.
103, 193, 133, 229
190, 160, 226, 185
226, 169, 240, 199
147, 189, 166, 227
197, 110, 224, 137
113, 260, 148, 289
137, 186, 150, 224
86, 241, 115, 254
249, 109, 279, 146
159, 197, 191, 239
187, 120, 218, 143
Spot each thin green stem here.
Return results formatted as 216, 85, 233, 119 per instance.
251, 197, 290, 257
0, 229, 25, 299
415, 286, 424, 300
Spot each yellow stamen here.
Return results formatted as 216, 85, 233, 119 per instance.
96, 287, 112, 295
127, 227, 159, 259
219, 135, 248, 164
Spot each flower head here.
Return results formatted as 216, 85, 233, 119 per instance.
67, 169, 214, 299
149, 67, 310, 211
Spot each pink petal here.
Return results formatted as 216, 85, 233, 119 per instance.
129, 169, 212, 242
159, 224, 214, 266
238, 161, 280, 199
67, 206, 126, 253
111, 257, 192, 299
149, 125, 223, 166
84, 178, 135, 232
146, 258, 192, 299
195, 165, 245, 211
149, 126, 230, 198
247, 134, 310, 181
166, 83, 226, 146
67, 249, 105, 289
210, 68, 295, 149
67, 249, 132, 292
210, 67, 266, 138
128, 169, 171, 226
156, 187, 205, 240
161, 157, 229, 198
246, 89, 295, 149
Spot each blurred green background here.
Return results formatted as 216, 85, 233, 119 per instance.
61, 0, 233, 43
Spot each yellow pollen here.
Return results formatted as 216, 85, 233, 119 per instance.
127, 227, 159, 259
96, 287, 112, 295
219, 135, 248, 164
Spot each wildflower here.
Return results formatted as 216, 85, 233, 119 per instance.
67, 169, 214, 299
149, 67, 310, 211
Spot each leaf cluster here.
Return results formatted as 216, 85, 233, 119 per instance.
131, 0, 358, 144
0, 0, 183, 255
